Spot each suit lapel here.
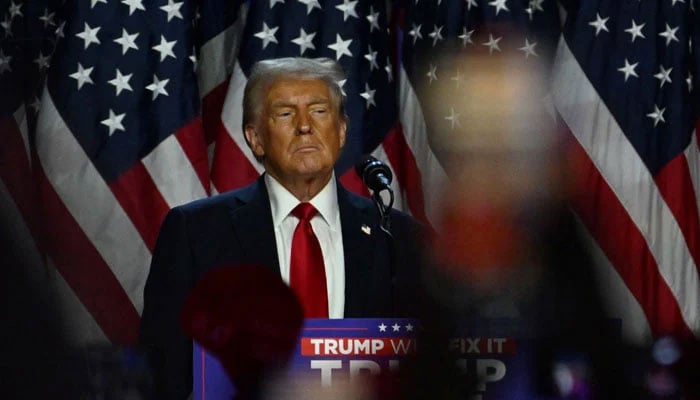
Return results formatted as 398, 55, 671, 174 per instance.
339, 186, 376, 317
226, 176, 281, 276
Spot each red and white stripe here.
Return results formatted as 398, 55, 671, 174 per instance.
1, 106, 112, 344
198, 3, 258, 195
218, 60, 266, 182
29, 81, 210, 343
394, 66, 449, 225
552, 37, 700, 339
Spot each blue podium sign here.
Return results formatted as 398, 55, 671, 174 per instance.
193, 318, 545, 399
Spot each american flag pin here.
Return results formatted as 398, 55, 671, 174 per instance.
361, 225, 371, 235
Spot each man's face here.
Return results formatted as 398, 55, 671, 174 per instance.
245, 77, 347, 185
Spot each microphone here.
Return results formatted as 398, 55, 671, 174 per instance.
355, 155, 393, 192
356, 155, 394, 235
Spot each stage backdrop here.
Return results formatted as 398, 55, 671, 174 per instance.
1, 0, 698, 345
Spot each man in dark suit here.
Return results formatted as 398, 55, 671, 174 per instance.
139, 57, 424, 399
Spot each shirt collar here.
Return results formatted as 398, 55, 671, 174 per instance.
265, 172, 339, 228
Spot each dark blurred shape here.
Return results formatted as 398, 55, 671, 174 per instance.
648, 337, 700, 400
83, 345, 153, 400
0, 211, 85, 399
1, 200, 155, 399
179, 264, 304, 400
403, 32, 639, 399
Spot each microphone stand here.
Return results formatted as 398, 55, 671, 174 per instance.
372, 186, 394, 236
371, 186, 396, 315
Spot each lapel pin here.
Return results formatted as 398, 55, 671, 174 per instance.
361, 224, 371, 235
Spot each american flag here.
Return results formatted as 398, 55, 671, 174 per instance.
2, 0, 213, 344
2, 0, 698, 347
398, 0, 699, 342
552, 0, 700, 340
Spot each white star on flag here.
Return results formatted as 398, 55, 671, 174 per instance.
364, 45, 378, 70
254, 22, 279, 50
617, 58, 639, 82
146, 75, 170, 100
406, 324, 414, 332
328, 34, 353, 60
101, 110, 126, 135
91, 0, 107, 8
488, 0, 509, 15
189, 53, 197, 70
408, 24, 423, 44
9, 1, 22, 18
298, 0, 321, 15
1, 16, 12, 38
459, 27, 474, 46
336, 0, 359, 21
659, 23, 679, 46
519, 38, 537, 58
687, 72, 694, 92
624, 20, 645, 43
34, 52, 51, 70
647, 105, 666, 127
654, 65, 673, 88
392, 323, 401, 332
76, 23, 101, 49
427, 63, 437, 83
482, 33, 502, 54
122, 0, 145, 15
378, 323, 387, 332
529, 0, 544, 11
525, 6, 535, 20
152, 35, 177, 61
337, 79, 347, 97
160, 0, 184, 21
69, 63, 94, 89
108, 69, 134, 95
466, 0, 478, 10
589, 13, 609, 36
360, 83, 376, 108
385, 57, 393, 82
55, 21, 65, 38
0, 49, 13, 74
39, 9, 56, 28
429, 25, 444, 47
114, 29, 139, 55
445, 107, 461, 129
291, 28, 315, 55
367, 6, 381, 32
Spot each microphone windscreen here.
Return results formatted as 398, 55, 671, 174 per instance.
180, 264, 303, 385
355, 155, 393, 191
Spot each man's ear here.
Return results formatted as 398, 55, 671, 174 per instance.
244, 125, 265, 158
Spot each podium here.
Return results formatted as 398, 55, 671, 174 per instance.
191, 318, 559, 400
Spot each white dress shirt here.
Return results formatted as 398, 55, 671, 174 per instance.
264, 173, 345, 318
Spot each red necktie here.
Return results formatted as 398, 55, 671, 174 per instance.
290, 203, 328, 318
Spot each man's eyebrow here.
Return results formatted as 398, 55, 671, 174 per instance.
270, 98, 331, 108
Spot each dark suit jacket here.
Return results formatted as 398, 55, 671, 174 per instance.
139, 176, 425, 399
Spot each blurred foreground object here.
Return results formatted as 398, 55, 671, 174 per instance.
414, 38, 636, 399
180, 264, 304, 400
